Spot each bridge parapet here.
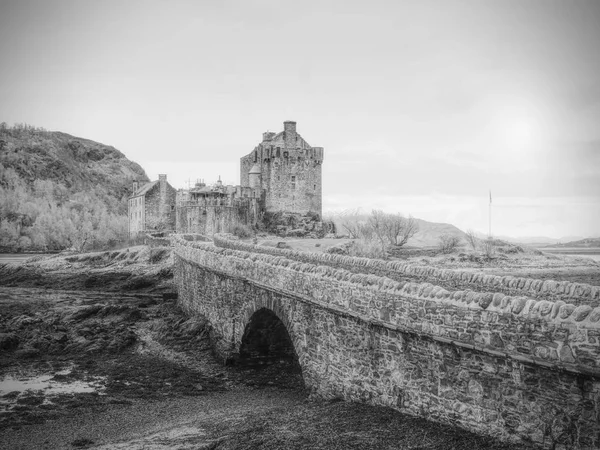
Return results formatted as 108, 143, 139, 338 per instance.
212, 235, 600, 306
175, 235, 600, 376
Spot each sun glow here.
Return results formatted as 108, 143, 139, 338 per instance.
504, 118, 538, 149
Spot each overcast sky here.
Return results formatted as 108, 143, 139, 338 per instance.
1, 0, 599, 239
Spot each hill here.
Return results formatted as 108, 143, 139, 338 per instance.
326, 211, 468, 248
407, 218, 468, 247
0, 123, 148, 251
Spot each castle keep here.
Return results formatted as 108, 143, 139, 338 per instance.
240, 120, 324, 216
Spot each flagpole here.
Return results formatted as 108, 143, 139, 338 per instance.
489, 190, 492, 239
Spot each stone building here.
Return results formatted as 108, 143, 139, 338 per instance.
240, 121, 324, 217
175, 178, 262, 235
128, 174, 177, 237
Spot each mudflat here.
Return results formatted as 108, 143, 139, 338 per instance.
2, 244, 587, 449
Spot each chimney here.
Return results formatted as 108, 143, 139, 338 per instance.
132, 180, 139, 193
284, 121, 296, 134
159, 174, 167, 198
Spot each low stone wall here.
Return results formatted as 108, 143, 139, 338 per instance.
213, 235, 600, 306
145, 235, 172, 248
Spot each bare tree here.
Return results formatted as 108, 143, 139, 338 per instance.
339, 208, 365, 239
367, 209, 388, 253
465, 229, 479, 250
390, 215, 418, 247
367, 210, 419, 253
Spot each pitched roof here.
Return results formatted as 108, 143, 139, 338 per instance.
131, 181, 157, 198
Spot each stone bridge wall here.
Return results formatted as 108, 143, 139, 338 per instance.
174, 236, 600, 448
213, 235, 600, 306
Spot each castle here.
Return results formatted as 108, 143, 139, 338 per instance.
129, 121, 324, 236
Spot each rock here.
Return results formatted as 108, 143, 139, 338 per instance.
0, 332, 19, 351
14, 346, 40, 358
52, 332, 68, 343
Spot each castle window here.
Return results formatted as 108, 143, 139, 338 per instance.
291, 175, 296, 190
314, 184, 316, 191
254, 150, 257, 163
276, 147, 280, 157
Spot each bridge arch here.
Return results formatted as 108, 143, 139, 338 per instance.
234, 297, 306, 385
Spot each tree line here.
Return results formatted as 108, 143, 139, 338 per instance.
0, 163, 128, 252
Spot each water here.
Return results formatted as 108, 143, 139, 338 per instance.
0, 253, 49, 264
0, 366, 105, 402
542, 248, 600, 262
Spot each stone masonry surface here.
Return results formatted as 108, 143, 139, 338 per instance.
213, 235, 600, 306
174, 235, 600, 448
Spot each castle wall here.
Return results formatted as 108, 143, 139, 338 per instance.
174, 236, 600, 449
176, 198, 262, 235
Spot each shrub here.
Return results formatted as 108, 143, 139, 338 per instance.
149, 247, 170, 264
481, 239, 496, 259
438, 234, 461, 254
347, 239, 386, 259
465, 229, 479, 250
306, 211, 321, 222
261, 211, 283, 233
232, 224, 254, 239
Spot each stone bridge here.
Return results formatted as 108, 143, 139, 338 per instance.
173, 235, 600, 449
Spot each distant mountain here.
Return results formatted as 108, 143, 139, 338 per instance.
0, 123, 148, 251
543, 237, 600, 248
407, 218, 468, 248
473, 233, 586, 247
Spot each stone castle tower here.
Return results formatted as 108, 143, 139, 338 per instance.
240, 121, 324, 217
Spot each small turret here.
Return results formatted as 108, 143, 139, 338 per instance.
248, 164, 261, 189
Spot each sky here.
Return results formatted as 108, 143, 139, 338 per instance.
1, 0, 599, 239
